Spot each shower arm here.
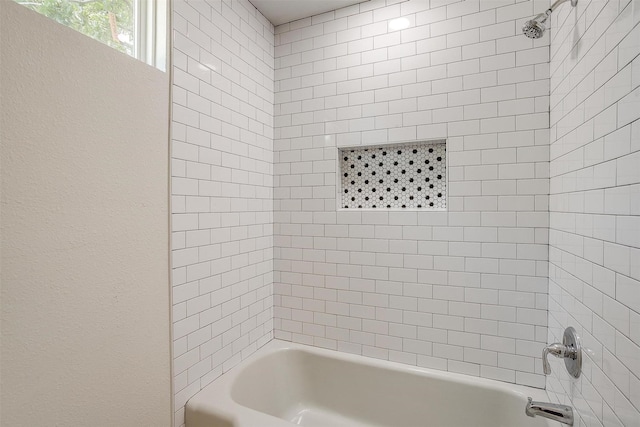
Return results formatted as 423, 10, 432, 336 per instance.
548, 0, 578, 14
532, 0, 577, 23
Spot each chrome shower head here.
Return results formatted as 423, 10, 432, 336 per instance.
522, 11, 550, 39
522, 0, 578, 39
522, 20, 545, 39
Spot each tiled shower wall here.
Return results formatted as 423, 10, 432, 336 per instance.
274, 0, 553, 388
547, 0, 640, 425
170, 0, 274, 425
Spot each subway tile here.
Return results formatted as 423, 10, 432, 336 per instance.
174, 2, 640, 425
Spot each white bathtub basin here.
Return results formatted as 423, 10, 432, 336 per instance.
186, 340, 557, 427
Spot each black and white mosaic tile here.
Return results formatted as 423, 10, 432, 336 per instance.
340, 141, 446, 209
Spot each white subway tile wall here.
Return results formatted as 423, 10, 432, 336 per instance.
274, 0, 552, 389
547, 0, 640, 425
171, 1, 274, 426
169, 0, 640, 424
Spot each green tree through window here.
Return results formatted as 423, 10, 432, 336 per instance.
15, 0, 134, 56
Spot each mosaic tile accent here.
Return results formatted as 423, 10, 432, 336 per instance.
340, 141, 446, 209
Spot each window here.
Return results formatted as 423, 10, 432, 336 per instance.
14, 0, 167, 71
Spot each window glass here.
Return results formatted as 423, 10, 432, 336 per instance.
14, 0, 166, 71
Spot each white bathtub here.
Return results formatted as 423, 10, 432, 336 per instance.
186, 340, 557, 427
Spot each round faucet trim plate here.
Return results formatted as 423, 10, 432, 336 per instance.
563, 327, 581, 378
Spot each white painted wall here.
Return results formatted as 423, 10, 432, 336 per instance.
170, 1, 275, 425
547, 0, 640, 425
0, 2, 172, 426
273, 0, 552, 389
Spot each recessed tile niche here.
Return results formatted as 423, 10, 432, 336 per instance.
339, 140, 446, 210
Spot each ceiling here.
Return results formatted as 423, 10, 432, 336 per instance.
250, 0, 363, 26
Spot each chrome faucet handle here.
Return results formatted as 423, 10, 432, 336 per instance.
542, 343, 566, 374
542, 327, 581, 378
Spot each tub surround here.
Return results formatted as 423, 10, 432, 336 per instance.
171, 0, 640, 426
547, 0, 640, 425
274, 0, 551, 389
171, 1, 275, 426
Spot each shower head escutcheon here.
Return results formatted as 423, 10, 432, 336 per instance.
522, 0, 578, 39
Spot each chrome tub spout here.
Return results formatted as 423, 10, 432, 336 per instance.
525, 397, 574, 426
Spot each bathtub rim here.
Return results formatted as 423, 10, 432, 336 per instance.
185, 339, 554, 427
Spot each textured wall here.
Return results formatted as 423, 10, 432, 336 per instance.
0, 2, 171, 426
170, 0, 274, 425
546, 0, 640, 425
273, 0, 552, 389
